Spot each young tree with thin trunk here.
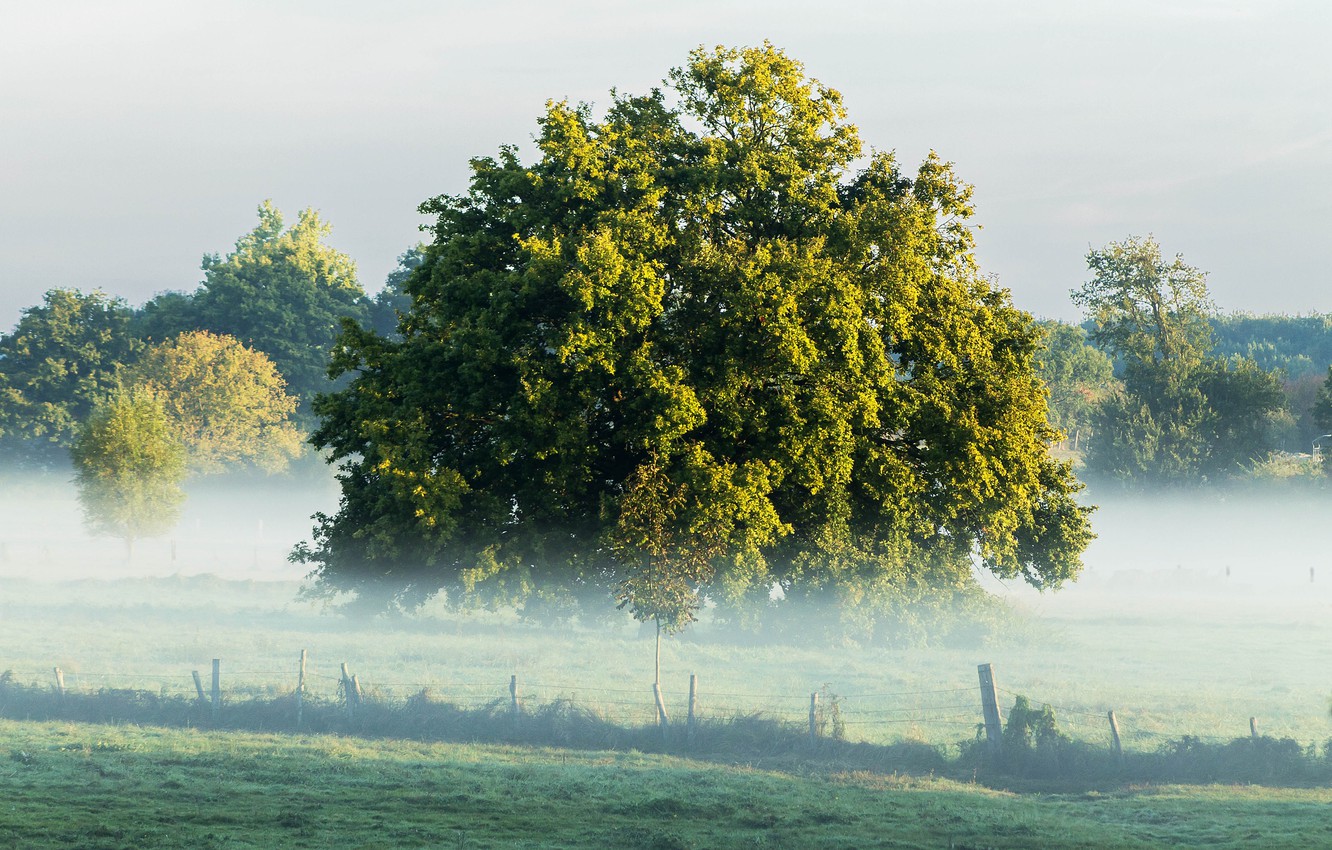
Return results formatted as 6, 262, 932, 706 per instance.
69, 388, 186, 560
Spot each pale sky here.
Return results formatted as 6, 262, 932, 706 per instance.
2, 0, 1329, 331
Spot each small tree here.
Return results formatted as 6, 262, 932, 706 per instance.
613, 449, 785, 708
70, 388, 186, 559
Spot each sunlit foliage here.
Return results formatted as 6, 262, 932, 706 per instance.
123, 331, 303, 474
296, 44, 1094, 625
138, 201, 368, 413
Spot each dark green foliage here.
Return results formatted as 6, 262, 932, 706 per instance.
1314, 367, 1332, 474
299, 44, 1093, 623
1074, 237, 1287, 485
0, 288, 142, 465
1034, 321, 1115, 449
1210, 313, 1332, 380
135, 201, 370, 414
367, 245, 424, 340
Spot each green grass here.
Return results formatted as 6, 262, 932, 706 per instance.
3, 537, 1332, 847
5, 717, 1332, 849
2, 571, 1329, 754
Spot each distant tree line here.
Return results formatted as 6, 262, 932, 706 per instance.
0, 202, 420, 552
1036, 236, 1332, 486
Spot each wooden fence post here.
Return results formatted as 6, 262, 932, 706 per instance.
687, 674, 698, 742
652, 683, 670, 728
808, 692, 819, 745
192, 670, 205, 705
1250, 716, 1259, 738
53, 667, 65, 700
509, 675, 520, 719
978, 663, 1003, 756
340, 663, 357, 720
211, 659, 220, 721
1108, 710, 1123, 763
296, 649, 307, 728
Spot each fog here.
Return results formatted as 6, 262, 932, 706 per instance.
4, 471, 1324, 596
2, 471, 1329, 747
0, 470, 338, 581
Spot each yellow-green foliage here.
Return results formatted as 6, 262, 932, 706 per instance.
68, 388, 186, 544
302, 43, 1094, 620
124, 330, 302, 474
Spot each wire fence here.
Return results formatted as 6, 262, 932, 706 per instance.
1, 656, 1303, 751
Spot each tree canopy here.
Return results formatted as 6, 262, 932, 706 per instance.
69, 387, 186, 555
0, 288, 141, 466
138, 201, 368, 414
1075, 237, 1286, 484
123, 331, 303, 474
294, 44, 1095, 627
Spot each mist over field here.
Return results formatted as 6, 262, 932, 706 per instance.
3, 470, 1329, 744
4, 469, 1328, 628
4, 468, 1325, 599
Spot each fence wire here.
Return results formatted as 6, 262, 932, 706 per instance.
1, 661, 1298, 748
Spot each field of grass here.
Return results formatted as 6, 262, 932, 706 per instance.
6, 717, 1332, 849
1, 568, 1329, 754
3, 478, 1332, 846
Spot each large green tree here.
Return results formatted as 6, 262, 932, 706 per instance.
0, 289, 142, 466
1074, 237, 1285, 483
295, 44, 1093, 631
137, 201, 369, 414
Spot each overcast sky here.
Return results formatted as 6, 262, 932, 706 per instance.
2, 1, 1329, 331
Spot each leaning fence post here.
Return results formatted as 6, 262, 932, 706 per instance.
296, 649, 307, 728
211, 659, 221, 721
192, 670, 205, 705
53, 667, 65, 701
1250, 716, 1259, 738
652, 682, 671, 729
1108, 710, 1123, 763
808, 691, 819, 745
978, 663, 1003, 756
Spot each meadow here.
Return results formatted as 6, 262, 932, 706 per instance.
2, 476, 1332, 847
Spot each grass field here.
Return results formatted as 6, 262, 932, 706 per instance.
3, 477, 1332, 846
6, 717, 1332, 849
